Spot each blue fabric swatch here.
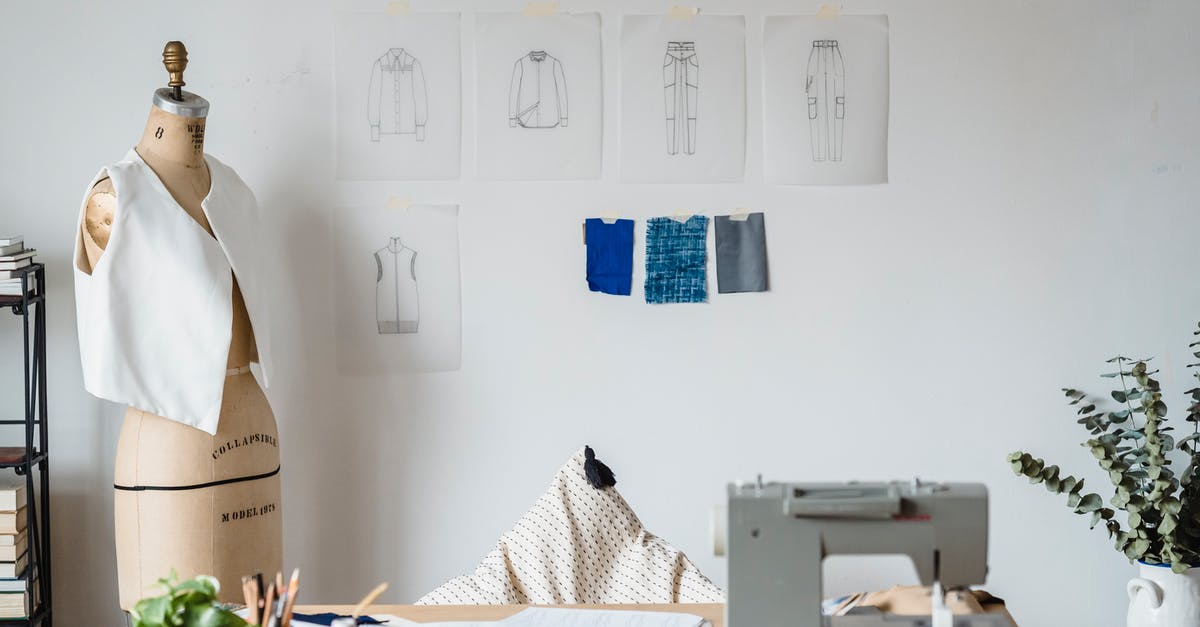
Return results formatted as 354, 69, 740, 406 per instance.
644, 215, 709, 304
585, 218, 635, 296
289, 612, 385, 625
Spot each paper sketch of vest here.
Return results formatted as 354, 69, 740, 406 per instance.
375, 237, 419, 334
509, 50, 568, 129
368, 48, 428, 142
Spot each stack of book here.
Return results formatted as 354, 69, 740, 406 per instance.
0, 483, 30, 618
0, 236, 36, 297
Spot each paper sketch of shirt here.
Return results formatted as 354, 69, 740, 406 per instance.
806, 40, 844, 162
509, 50, 568, 129
369, 48, 428, 142
663, 42, 698, 155
375, 237, 419, 334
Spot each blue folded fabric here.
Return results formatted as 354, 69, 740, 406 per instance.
289, 612, 385, 625
645, 216, 708, 304
585, 218, 634, 296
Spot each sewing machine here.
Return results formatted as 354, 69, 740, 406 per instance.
724, 479, 1007, 627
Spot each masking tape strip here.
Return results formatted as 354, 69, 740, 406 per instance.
668, 6, 700, 19
730, 207, 752, 221
386, 0, 410, 15
387, 195, 412, 210
523, 1, 559, 16
816, 4, 842, 19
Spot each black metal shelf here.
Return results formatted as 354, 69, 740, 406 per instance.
0, 263, 51, 626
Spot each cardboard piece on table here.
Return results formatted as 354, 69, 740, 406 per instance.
385, 0, 409, 15
523, 1, 559, 16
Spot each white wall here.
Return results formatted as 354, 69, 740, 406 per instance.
1, 0, 1198, 624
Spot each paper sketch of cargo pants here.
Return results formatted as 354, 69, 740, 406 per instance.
806, 40, 844, 162
368, 48, 428, 142
663, 42, 698, 155
375, 237, 420, 334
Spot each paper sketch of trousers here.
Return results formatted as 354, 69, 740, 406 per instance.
663, 42, 698, 155
375, 237, 419, 334
369, 48, 428, 142
509, 50, 568, 128
806, 40, 844, 162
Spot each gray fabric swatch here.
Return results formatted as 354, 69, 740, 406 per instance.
715, 213, 768, 293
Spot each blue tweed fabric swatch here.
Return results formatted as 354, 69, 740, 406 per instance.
644, 215, 709, 304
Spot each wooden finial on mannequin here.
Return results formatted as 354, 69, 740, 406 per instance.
162, 41, 188, 100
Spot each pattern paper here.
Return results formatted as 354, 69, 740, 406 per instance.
620, 15, 746, 183
475, 13, 603, 180
334, 204, 461, 374
335, 12, 462, 180
763, 15, 889, 185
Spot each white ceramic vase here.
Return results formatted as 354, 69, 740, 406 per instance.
1128, 563, 1200, 627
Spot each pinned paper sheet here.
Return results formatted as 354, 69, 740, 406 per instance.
816, 3, 842, 19
667, 6, 700, 19
523, 1, 559, 16
385, 0, 409, 15
387, 195, 412, 210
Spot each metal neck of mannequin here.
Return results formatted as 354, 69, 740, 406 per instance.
152, 87, 210, 118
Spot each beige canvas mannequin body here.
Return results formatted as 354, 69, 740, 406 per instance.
78, 80, 282, 609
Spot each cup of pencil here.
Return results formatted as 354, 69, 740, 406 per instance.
243, 569, 300, 627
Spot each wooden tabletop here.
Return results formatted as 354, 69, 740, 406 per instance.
292, 604, 725, 626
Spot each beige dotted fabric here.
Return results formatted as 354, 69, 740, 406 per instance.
417, 449, 725, 605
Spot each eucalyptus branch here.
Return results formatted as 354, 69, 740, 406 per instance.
1006, 325, 1200, 573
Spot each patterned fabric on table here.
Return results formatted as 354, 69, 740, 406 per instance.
644, 216, 709, 304
416, 448, 725, 605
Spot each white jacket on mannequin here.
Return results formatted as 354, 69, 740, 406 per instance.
73, 149, 272, 435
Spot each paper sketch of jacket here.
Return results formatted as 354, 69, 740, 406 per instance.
375, 237, 419, 334
369, 48, 428, 142
805, 40, 844, 162
663, 42, 698, 155
509, 50, 568, 129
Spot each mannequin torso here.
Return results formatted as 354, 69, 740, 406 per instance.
78, 101, 282, 609
81, 106, 257, 368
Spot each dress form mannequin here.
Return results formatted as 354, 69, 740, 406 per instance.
77, 42, 282, 609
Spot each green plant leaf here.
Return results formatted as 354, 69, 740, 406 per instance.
1077, 493, 1103, 513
